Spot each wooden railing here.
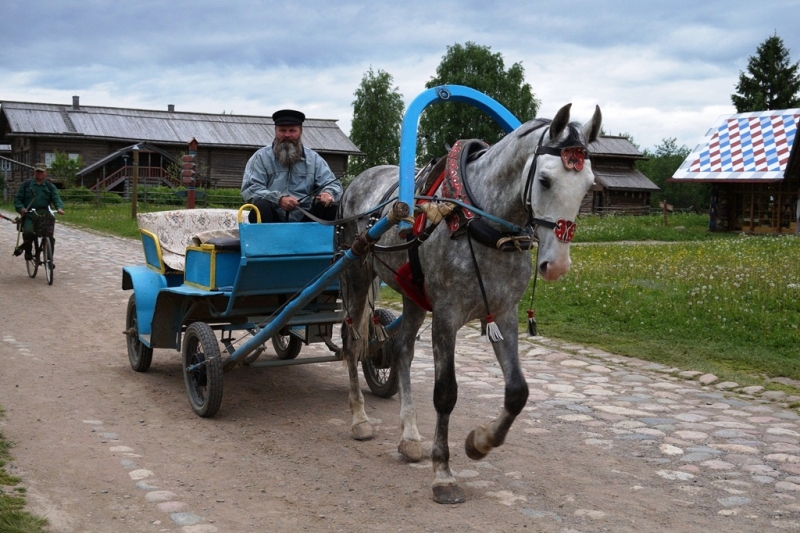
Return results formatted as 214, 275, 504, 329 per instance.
90, 166, 181, 192
591, 205, 652, 216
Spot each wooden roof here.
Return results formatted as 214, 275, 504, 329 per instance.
594, 168, 660, 191
588, 135, 647, 159
587, 135, 658, 191
0, 99, 363, 156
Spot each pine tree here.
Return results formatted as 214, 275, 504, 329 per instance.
731, 34, 800, 112
348, 68, 404, 179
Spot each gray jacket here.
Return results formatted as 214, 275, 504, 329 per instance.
241, 145, 342, 222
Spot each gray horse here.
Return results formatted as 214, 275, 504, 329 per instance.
338, 103, 601, 503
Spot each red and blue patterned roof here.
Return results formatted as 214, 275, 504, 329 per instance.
672, 109, 800, 182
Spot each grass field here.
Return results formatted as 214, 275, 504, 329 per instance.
527, 236, 800, 388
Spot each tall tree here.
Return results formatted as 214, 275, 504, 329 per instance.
731, 34, 800, 112
348, 68, 405, 179
417, 42, 540, 164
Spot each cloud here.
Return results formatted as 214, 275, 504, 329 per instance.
1, 0, 799, 153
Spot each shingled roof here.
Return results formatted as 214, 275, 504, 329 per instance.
588, 135, 659, 192
0, 98, 363, 155
671, 109, 800, 183
588, 135, 645, 159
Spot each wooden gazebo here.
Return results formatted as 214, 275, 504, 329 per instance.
671, 109, 800, 234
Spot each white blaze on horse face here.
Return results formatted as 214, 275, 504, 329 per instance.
531, 156, 594, 282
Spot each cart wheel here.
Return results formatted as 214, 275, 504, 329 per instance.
183, 322, 223, 417
272, 331, 302, 360
26, 244, 38, 278
126, 294, 153, 372
43, 237, 54, 285
361, 309, 399, 398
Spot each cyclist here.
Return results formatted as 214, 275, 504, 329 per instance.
13, 163, 65, 261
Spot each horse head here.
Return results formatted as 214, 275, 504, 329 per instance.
526, 103, 601, 281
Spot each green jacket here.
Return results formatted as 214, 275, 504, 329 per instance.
14, 179, 65, 214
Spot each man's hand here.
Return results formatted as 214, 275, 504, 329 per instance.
20, 208, 28, 216
317, 192, 334, 206
279, 196, 300, 211
57, 209, 65, 215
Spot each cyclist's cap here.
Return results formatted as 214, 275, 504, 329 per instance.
272, 109, 305, 126
34, 163, 47, 172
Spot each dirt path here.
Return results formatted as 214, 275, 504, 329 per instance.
1, 212, 800, 532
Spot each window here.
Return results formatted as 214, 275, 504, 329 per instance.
44, 152, 80, 167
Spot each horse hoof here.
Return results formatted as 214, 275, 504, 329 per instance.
398, 439, 423, 462
352, 421, 374, 441
432, 484, 465, 504
465, 430, 487, 460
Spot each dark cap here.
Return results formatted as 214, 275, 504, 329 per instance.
272, 109, 305, 126
34, 163, 47, 172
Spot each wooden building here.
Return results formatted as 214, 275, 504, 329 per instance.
0, 96, 363, 193
580, 135, 659, 215
671, 109, 800, 234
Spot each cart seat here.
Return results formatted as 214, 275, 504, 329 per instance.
204, 236, 241, 252
136, 209, 242, 271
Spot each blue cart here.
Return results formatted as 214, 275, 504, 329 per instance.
122, 205, 403, 417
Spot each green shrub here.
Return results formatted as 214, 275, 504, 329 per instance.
59, 187, 125, 204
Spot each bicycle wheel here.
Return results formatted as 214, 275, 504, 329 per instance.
43, 237, 54, 285
26, 239, 38, 278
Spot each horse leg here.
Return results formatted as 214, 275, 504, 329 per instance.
465, 310, 529, 460
341, 269, 374, 441
429, 314, 465, 504
394, 298, 427, 462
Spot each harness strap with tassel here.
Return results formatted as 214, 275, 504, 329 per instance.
466, 225, 503, 343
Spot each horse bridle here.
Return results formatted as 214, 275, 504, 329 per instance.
522, 124, 590, 244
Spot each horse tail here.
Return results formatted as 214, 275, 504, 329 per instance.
340, 274, 373, 366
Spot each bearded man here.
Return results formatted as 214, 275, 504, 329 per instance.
241, 109, 342, 223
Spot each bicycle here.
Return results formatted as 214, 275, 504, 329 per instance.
22, 207, 57, 285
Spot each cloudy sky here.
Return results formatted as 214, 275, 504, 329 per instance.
1, 0, 799, 152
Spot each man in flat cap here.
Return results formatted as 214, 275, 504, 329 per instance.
14, 162, 65, 260
241, 109, 342, 222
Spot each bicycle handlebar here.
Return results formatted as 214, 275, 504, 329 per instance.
29, 207, 56, 215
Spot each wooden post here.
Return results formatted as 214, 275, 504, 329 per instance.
96, 167, 103, 207
182, 138, 198, 209
709, 186, 718, 232
796, 194, 800, 235
131, 146, 140, 218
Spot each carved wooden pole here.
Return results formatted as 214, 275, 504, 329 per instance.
131, 145, 140, 218
182, 138, 198, 209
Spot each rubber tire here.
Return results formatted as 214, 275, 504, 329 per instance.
272, 331, 302, 360
26, 241, 38, 278
182, 322, 223, 418
361, 308, 399, 398
43, 237, 54, 285
126, 294, 153, 372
